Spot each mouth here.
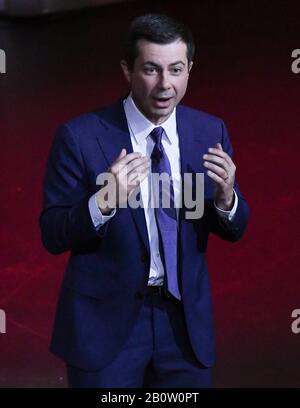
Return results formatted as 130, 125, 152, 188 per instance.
152, 96, 173, 108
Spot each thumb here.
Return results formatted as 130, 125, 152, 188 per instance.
215, 143, 223, 150
118, 148, 127, 159
113, 148, 126, 167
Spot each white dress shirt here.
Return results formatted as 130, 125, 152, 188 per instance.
88, 94, 238, 286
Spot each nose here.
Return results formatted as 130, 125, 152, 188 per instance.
157, 71, 171, 90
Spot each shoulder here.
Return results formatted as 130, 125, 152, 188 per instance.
54, 99, 123, 144
62, 108, 106, 136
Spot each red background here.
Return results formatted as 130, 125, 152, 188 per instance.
1, 0, 300, 387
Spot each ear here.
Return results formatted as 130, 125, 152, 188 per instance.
188, 61, 193, 74
120, 60, 131, 84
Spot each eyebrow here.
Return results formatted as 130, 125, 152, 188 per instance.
143, 61, 186, 67
169, 61, 186, 66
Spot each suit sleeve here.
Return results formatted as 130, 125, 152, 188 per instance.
206, 120, 250, 242
39, 124, 109, 254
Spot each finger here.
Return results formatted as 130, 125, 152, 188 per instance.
214, 143, 233, 168
122, 156, 150, 177
128, 165, 150, 187
118, 151, 144, 166
203, 161, 229, 180
206, 147, 233, 167
111, 151, 144, 172
206, 169, 226, 184
119, 148, 127, 158
203, 154, 230, 173
109, 148, 126, 170
127, 161, 151, 182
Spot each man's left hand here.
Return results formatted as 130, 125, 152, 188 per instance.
203, 143, 236, 211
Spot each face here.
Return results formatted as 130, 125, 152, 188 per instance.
121, 39, 193, 125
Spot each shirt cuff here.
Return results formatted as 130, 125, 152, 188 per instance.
214, 189, 238, 222
88, 194, 116, 230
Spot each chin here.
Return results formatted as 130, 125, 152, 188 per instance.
152, 107, 173, 116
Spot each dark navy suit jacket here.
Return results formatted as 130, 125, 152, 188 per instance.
40, 99, 249, 371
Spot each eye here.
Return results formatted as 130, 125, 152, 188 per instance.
144, 66, 157, 75
170, 67, 183, 75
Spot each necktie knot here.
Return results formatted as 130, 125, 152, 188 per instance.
150, 126, 164, 145
150, 127, 164, 162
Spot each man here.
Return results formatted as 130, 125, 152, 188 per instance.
40, 13, 249, 387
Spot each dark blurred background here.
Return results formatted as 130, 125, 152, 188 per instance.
1, 0, 300, 387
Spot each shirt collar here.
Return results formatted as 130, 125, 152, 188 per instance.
123, 93, 177, 145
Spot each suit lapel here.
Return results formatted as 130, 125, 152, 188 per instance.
95, 99, 150, 254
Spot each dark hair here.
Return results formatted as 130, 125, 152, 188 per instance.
123, 13, 195, 70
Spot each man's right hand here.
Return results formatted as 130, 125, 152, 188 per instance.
96, 149, 151, 214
